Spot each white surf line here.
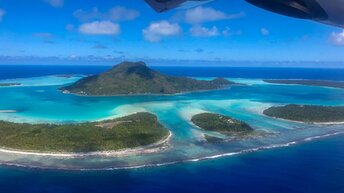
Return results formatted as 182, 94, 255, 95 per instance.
41, 131, 344, 171
0, 110, 17, 113
313, 121, 344, 125
283, 117, 343, 125
187, 131, 344, 163
0, 131, 172, 158
304, 131, 344, 141
0, 131, 343, 171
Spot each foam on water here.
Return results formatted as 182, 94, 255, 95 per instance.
228, 78, 270, 85
0, 75, 83, 87
1, 131, 343, 171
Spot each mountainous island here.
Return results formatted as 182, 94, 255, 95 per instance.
0, 112, 170, 153
61, 61, 235, 96
191, 113, 255, 139
264, 104, 344, 123
264, 79, 344, 89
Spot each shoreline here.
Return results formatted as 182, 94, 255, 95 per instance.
263, 79, 344, 90
0, 131, 172, 158
1, 131, 343, 171
59, 85, 239, 97
263, 114, 344, 125
0, 110, 17, 113
260, 104, 344, 125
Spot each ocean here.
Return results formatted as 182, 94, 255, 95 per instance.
0, 65, 343, 193
1, 65, 344, 80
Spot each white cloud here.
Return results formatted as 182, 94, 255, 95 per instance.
74, 6, 139, 22
190, 25, 219, 37
0, 9, 5, 22
183, 7, 244, 24
44, 0, 64, 8
330, 30, 344, 46
79, 21, 120, 35
143, 21, 181, 42
222, 27, 242, 36
261, 28, 270, 36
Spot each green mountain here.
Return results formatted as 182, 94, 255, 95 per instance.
61, 61, 234, 96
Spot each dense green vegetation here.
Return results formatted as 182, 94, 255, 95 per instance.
191, 113, 253, 136
263, 104, 344, 123
0, 113, 169, 153
264, 79, 344, 89
62, 61, 234, 95
0, 83, 21, 87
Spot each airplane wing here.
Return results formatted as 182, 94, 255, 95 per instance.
145, 0, 344, 28
144, 0, 215, 13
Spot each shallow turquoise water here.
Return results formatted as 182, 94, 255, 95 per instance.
0, 75, 344, 169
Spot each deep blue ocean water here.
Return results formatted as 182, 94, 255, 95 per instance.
0, 65, 344, 193
1, 65, 344, 80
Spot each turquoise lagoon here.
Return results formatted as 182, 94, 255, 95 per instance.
0, 75, 344, 170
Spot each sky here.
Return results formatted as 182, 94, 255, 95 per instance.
0, 0, 343, 66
